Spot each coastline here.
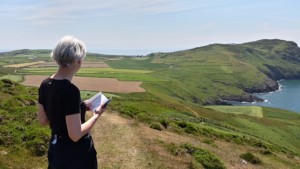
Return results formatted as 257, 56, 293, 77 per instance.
229, 79, 300, 113
217, 79, 281, 105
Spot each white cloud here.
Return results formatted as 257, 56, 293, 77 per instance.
10, 0, 198, 25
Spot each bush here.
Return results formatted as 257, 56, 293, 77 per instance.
183, 143, 225, 169
26, 138, 48, 156
260, 149, 272, 155
240, 152, 262, 164
165, 143, 179, 155
160, 119, 169, 129
137, 113, 153, 123
184, 123, 199, 134
202, 138, 214, 145
176, 121, 187, 128
150, 122, 162, 131
0, 80, 50, 157
169, 122, 184, 134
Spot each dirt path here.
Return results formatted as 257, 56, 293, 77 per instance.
92, 111, 196, 168
91, 112, 287, 169
92, 112, 153, 168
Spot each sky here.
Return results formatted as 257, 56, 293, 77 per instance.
0, 0, 299, 55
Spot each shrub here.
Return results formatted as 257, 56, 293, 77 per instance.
165, 143, 179, 155
115, 105, 141, 118
160, 119, 169, 129
176, 121, 187, 128
150, 122, 162, 131
0, 80, 50, 157
26, 138, 48, 156
137, 113, 153, 123
260, 149, 272, 155
169, 122, 184, 134
184, 123, 199, 134
183, 143, 225, 169
202, 138, 214, 145
239, 152, 262, 164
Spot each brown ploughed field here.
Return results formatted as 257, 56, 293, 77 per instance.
29, 61, 110, 68
22, 75, 145, 93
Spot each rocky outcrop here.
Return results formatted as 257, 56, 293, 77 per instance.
220, 93, 264, 104
243, 77, 279, 93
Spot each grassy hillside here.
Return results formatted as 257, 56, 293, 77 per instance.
0, 79, 50, 168
0, 80, 299, 168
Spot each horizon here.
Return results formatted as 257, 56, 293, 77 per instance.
0, 38, 298, 55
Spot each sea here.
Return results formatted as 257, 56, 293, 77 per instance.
232, 80, 300, 113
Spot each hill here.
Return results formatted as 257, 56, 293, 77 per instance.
141, 39, 300, 104
0, 80, 299, 168
0, 79, 49, 168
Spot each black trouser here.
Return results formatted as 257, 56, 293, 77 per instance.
48, 134, 98, 169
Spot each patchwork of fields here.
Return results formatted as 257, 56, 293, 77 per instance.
1, 58, 154, 93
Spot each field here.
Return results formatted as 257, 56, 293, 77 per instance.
19, 67, 163, 82
22, 75, 145, 93
3, 61, 45, 68
205, 106, 264, 118
29, 61, 110, 68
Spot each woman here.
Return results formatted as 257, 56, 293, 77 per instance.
37, 36, 104, 169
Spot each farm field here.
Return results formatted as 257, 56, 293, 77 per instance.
22, 75, 146, 93
19, 67, 163, 82
3, 61, 45, 68
29, 61, 110, 68
206, 106, 264, 118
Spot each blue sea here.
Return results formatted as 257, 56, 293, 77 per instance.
232, 80, 300, 113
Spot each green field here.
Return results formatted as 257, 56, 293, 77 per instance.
205, 106, 264, 118
0, 74, 23, 82
19, 67, 164, 82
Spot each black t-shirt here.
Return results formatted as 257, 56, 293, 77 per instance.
38, 78, 86, 137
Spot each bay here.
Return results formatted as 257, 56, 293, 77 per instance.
232, 80, 300, 113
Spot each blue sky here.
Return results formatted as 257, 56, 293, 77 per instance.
0, 0, 299, 55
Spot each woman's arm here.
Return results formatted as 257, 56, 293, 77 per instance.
37, 103, 49, 126
66, 106, 105, 142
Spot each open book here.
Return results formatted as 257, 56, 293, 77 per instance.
85, 92, 112, 112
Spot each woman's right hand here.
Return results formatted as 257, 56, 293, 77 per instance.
94, 105, 106, 118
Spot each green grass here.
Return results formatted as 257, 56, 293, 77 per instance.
19, 67, 165, 82
0, 80, 50, 168
162, 142, 225, 169
183, 143, 226, 169
105, 57, 164, 70
80, 90, 119, 100
205, 106, 264, 118
20, 67, 151, 74
0, 74, 23, 82
78, 67, 152, 74
240, 152, 262, 164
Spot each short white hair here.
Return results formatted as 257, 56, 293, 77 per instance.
51, 36, 86, 67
